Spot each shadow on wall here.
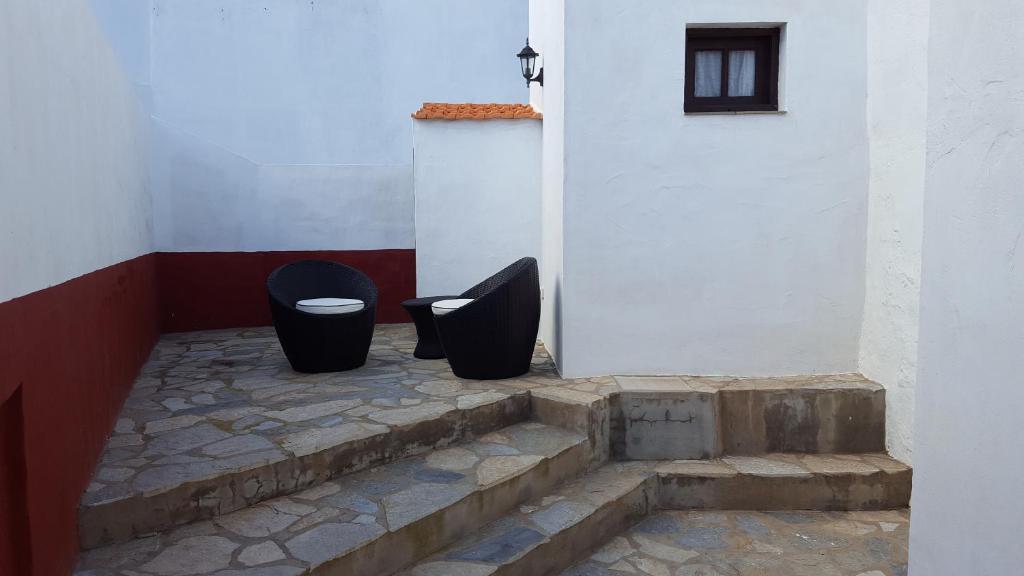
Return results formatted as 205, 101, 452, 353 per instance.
0, 388, 30, 575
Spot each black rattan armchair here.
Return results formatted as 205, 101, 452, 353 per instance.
433, 257, 540, 379
267, 260, 377, 373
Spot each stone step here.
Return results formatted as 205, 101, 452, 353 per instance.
610, 374, 885, 460
79, 388, 531, 550
562, 509, 911, 576
75, 421, 590, 576
655, 453, 911, 511
403, 453, 910, 576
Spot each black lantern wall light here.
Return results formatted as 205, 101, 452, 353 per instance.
517, 38, 543, 86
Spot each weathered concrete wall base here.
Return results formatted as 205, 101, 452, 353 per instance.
615, 390, 719, 460
610, 375, 885, 460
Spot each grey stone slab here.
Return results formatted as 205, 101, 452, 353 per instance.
201, 434, 276, 457
323, 492, 379, 515
212, 567, 305, 576
529, 500, 596, 534
410, 561, 497, 576
676, 526, 729, 549
722, 455, 812, 477
138, 536, 238, 576
447, 526, 546, 564
237, 541, 286, 566
144, 415, 204, 434
215, 505, 299, 537
476, 455, 543, 486
284, 522, 386, 566
384, 482, 475, 530
277, 422, 387, 457
414, 468, 466, 483
368, 402, 455, 426
143, 423, 232, 456
262, 399, 362, 422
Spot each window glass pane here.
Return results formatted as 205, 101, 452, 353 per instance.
728, 50, 756, 97
694, 50, 722, 97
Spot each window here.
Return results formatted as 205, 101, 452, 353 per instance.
685, 27, 780, 113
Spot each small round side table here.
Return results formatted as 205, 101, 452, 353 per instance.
401, 296, 458, 359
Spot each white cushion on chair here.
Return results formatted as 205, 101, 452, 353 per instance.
296, 298, 365, 314
431, 298, 474, 316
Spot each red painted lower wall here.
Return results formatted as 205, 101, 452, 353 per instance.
0, 249, 415, 575
0, 254, 162, 576
157, 250, 417, 332
0, 388, 30, 575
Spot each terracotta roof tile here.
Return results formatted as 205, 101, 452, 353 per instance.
412, 103, 542, 120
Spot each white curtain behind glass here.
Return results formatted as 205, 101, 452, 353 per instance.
728, 50, 756, 96
694, 51, 722, 97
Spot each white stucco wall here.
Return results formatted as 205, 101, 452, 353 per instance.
529, 0, 566, 370
909, 0, 1024, 572
860, 0, 929, 465
147, 0, 528, 252
0, 0, 151, 303
88, 0, 152, 99
413, 119, 541, 297
150, 119, 414, 251
555, 1, 869, 377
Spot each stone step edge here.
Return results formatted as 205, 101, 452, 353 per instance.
403, 453, 911, 576
79, 392, 531, 550
530, 377, 886, 461
326, 429, 591, 576
74, 422, 591, 576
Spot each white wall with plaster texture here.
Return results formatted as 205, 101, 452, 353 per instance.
147, 0, 528, 252
0, 0, 151, 303
910, 0, 1024, 573
860, 0, 929, 465
554, 0, 869, 378
413, 119, 541, 297
529, 0, 566, 370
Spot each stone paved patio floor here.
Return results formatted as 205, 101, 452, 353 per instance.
85, 323, 875, 517
81, 324, 615, 547
561, 509, 910, 576
84, 325, 558, 505
79, 321, 901, 566
76, 421, 585, 575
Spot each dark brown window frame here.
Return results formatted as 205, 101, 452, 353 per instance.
684, 27, 781, 113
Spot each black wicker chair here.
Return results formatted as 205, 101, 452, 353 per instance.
267, 260, 377, 373
433, 257, 540, 380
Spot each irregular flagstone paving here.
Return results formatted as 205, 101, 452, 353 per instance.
562, 509, 909, 576
84, 323, 873, 519
85, 325, 540, 505
75, 422, 585, 575
82, 324, 614, 547
405, 455, 910, 576
78, 323, 908, 576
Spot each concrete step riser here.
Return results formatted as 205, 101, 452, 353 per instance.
492, 477, 656, 576
659, 469, 912, 511
610, 386, 885, 460
79, 395, 530, 550
326, 441, 590, 576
